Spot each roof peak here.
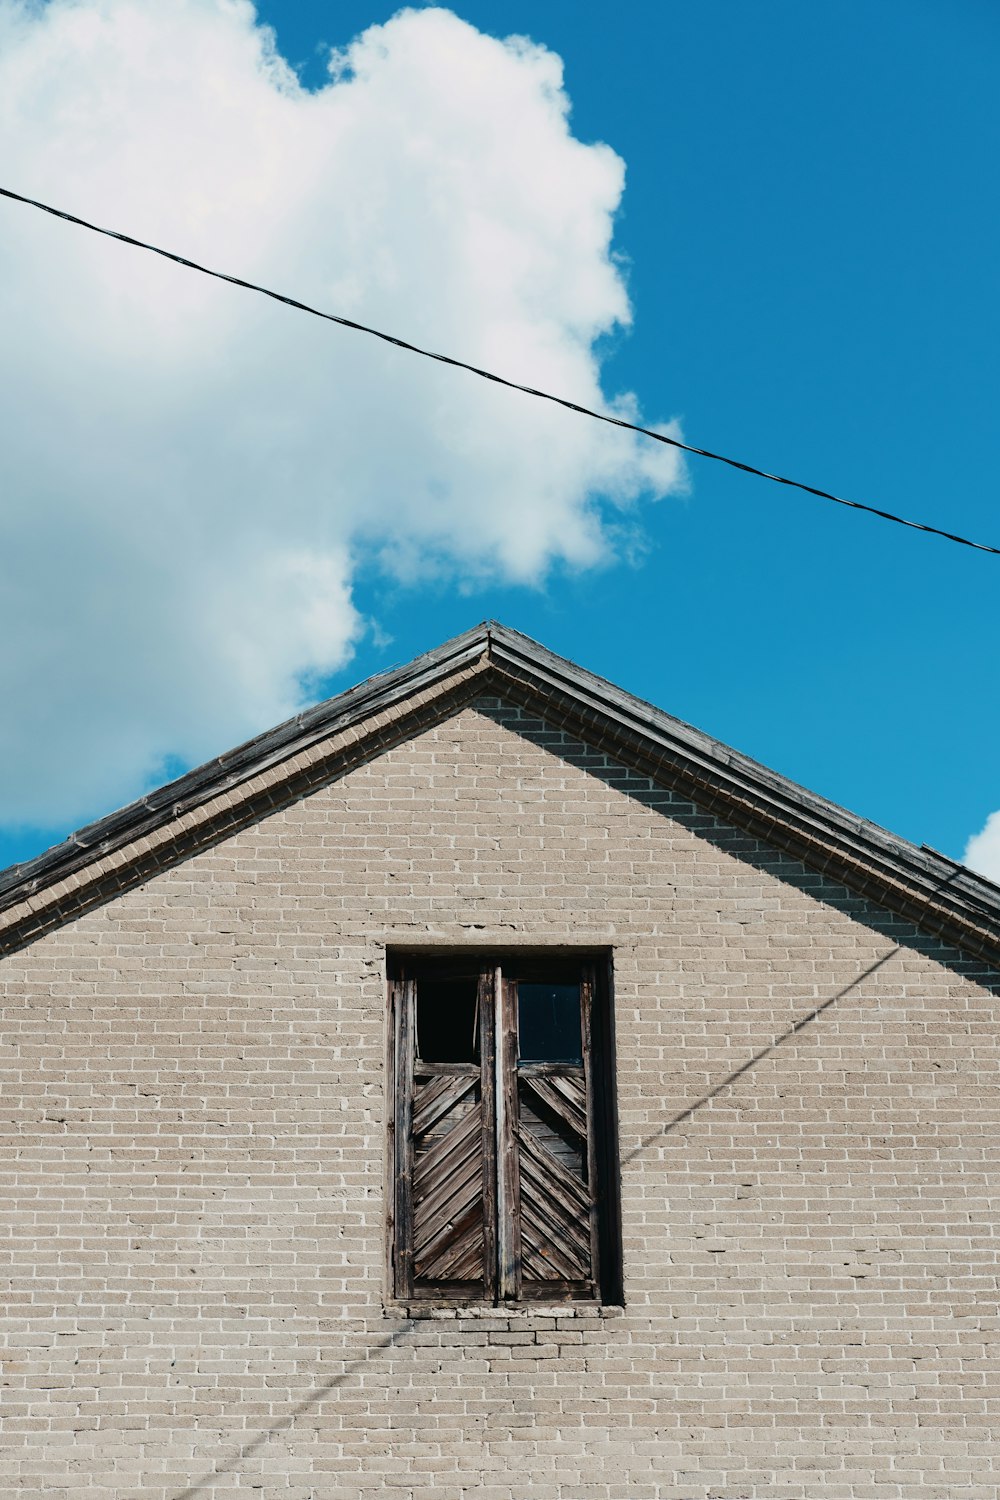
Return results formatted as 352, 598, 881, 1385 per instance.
2, 623, 998, 964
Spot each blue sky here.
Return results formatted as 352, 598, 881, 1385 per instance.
1, 0, 998, 875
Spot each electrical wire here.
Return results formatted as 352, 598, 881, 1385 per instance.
2, 182, 997, 558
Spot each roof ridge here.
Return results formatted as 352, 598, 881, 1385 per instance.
1, 621, 998, 965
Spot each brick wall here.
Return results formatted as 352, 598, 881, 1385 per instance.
1, 697, 998, 1498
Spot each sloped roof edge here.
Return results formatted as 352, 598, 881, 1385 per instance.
0, 622, 492, 914
485, 626, 1000, 952
1, 621, 998, 962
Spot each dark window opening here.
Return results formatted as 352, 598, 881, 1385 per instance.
416, 976, 480, 1063
517, 982, 583, 1063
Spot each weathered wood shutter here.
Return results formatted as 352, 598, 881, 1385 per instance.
391, 958, 613, 1304
505, 965, 599, 1300
391, 970, 495, 1301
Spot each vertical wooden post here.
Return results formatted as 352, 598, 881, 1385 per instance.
393, 975, 416, 1301
385, 973, 399, 1302
581, 961, 601, 1297
496, 968, 521, 1301
479, 965, 498, 1303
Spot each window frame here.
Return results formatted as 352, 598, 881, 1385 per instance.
386, 950, 622, 1307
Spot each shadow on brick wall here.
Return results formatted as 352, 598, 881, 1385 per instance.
621, 943, 901, 1167
171, 1326, 413, 1499
484, 697, 1000, 993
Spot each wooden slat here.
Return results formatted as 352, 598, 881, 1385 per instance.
517, 1123, 592, 1216
415, 1175, 484, 1270
416, 1206, 482, 1273
413, 1110, 486, 1282
413, 1059, 480, 1075
413, 1142, 482, 1251
414, 1094, 481, 1178
519, 1093, 584, 1183
518, 1279, 592, 1302
519, 1183, 591, 1274
445, 1233, 487, 1282
412, 1072, 478, 1137
518, 1062, 584, 1077
414, 1135, 483, 1242
520, 1073, 588, 1139
413, 1106, 482, 1203
548, 1070, 588, 1114
519, 1155, 591, 1243
419, 1209, 484, 1280
517, 1232, 546, 1278
520, 1234, 567, 1281
520, 1200, 589, 1280
519, 1172, 591, 1262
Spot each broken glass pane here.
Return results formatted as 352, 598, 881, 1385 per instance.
416, 976, 479, 1062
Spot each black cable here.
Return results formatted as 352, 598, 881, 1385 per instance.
2, 182, 997, 558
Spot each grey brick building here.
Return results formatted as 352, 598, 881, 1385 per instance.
2, 622, 999, 1498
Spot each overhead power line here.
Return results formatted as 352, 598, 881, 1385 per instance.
2, 182, 997, 558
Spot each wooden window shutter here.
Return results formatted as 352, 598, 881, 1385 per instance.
389, 955, 617, 1305
509, 963, 600, 1300
391, 965, 493, 1301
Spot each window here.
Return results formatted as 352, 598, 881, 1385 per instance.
386, 953, 620, 1305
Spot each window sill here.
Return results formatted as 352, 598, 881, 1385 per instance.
384, 1301, 624, 1322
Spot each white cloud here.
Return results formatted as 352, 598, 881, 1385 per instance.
963, 811, 1000, 885
0, 0, 685, 829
